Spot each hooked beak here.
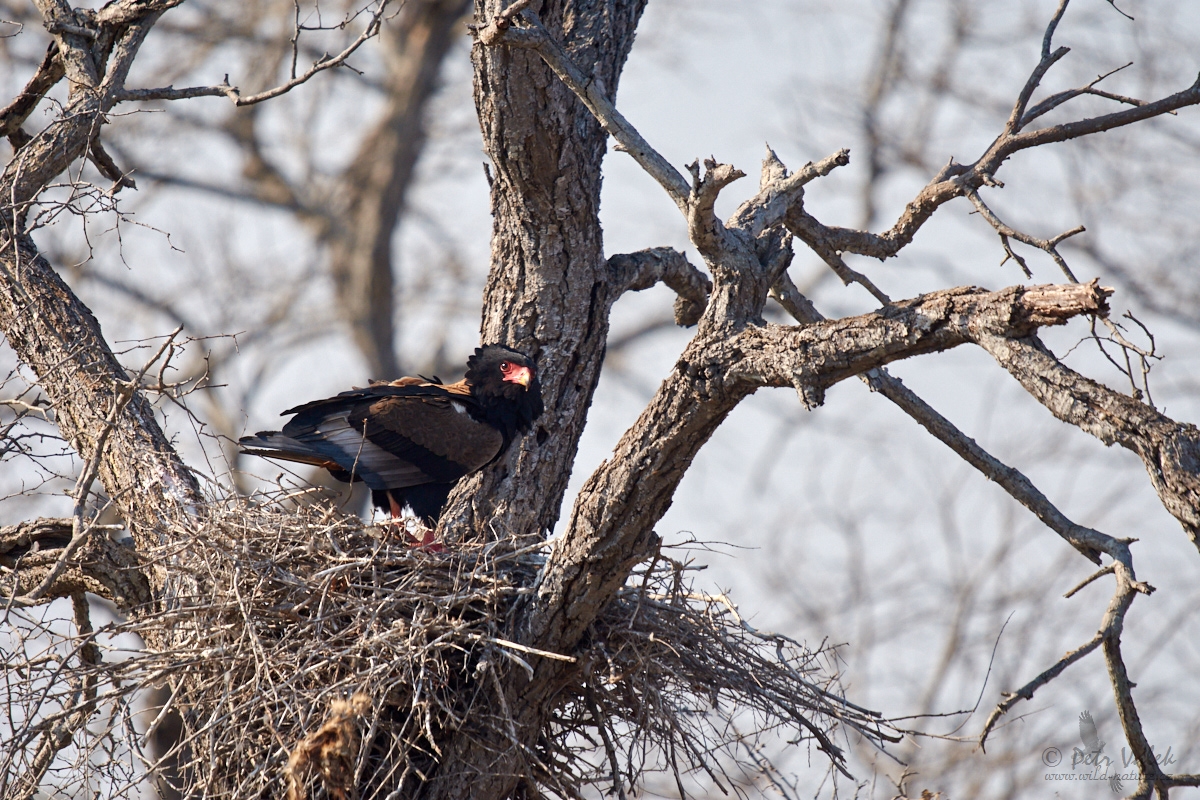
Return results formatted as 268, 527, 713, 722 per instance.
505, 365, 533, 388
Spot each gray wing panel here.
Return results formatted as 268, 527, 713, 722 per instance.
287, 412, 436, 491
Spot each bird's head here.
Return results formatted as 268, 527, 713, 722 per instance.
465, 344, 545, 435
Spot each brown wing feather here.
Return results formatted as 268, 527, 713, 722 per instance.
380, 376, 433, 387
442, 379, 472, 397
364, 394, 502, 474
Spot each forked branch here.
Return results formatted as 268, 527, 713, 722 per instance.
607, 247, 712, 326
114, 0, 396, 107
474, 1, 690, 209
979, 333, 1200, 548
780, 0, 1200, 285
535, 281, 1112, 652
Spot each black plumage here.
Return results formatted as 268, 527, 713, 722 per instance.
239, 345, 544, 526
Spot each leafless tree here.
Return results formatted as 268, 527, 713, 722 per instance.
0, 0, 474, 484
738, 3, 1200, 795
3, 0, 1200, 799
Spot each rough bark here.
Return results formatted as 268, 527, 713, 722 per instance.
447, 4, 1200, 794
0, 518, 150, 605
420, 279, 1112, 799
437, 0, 648, 541
0, 42, 63, 140
530, 281, 1113, 650
6, 2, 1200, 798
0, 233, 201, 556
0, 1, 201, 590
980, 333, 1200, 548
422, 1, 649, 797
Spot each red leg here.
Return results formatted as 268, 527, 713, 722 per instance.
384, 491, 445, 551
415, 527, 445, 552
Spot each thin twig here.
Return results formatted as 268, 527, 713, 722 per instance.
114, 0, 394, 107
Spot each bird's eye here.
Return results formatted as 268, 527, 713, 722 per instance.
500, 361, 512, 373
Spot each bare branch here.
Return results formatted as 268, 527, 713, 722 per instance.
979, 626, 1105, 747
474, 4, 691, 210
863, 370, 1111, 564
769, 270, 822, 325
1004, 0, 1071, 136
784, 214, 894, 304
729, 281, 1113, 399
0, 518, 150, 606
958, 184, 1164, 414
782, 159, 965, 264
1019, 62, 1140, 127
994, 73, 1200, 165
586, 690, 629, 800
607, 247, 711, 326
86, 135, 137, 191
478, 6, 891, 305
978, 333, 1200, 549
114, 0, 396, 107
729, 146, 850, 238
5, 0, 1199, 797
9, 329, 180, 606
963, 186, 1084, 280
685, 157, 746, 260
472, 22, 1181, 795
535, 282, 1110, 653
113, 81, 239, 103
768, 271, 1117, 566
0, 234, 203, 558
0, 42, 63, 139
979, 556, 1157, 771
774, 17, 1200, 289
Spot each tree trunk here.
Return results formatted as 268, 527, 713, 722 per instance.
422, 1, 647, 796
438, 0, 647, 542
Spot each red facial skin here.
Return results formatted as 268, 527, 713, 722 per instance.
500, 361, 533, 387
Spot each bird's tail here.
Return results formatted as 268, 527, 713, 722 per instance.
238, 431, 344, 471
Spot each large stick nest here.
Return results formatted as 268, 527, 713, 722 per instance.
1, 496, 897, 799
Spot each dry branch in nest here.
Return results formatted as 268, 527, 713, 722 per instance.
0, 497, 896, 799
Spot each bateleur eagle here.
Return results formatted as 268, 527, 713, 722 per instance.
239, 345, 544, 526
